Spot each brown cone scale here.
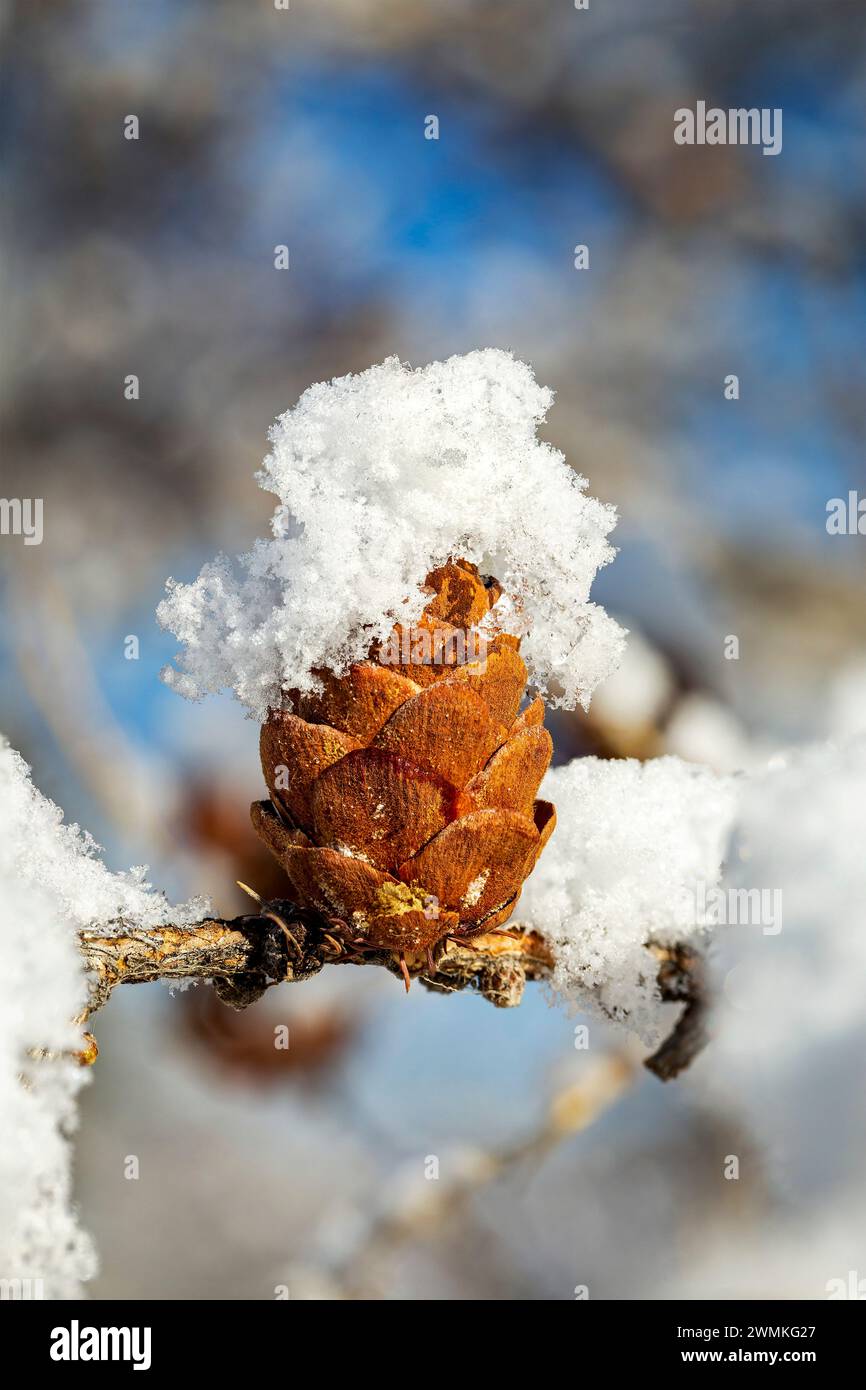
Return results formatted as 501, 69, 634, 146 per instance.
251, 559, 556, 957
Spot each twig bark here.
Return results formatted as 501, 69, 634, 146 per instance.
76, 902, 708, 1079
645, 943, 709, 1081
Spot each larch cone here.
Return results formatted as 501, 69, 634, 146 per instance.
251, 559, 556, 966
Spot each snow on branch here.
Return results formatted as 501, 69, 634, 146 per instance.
520, 756, 738, 1044
0, 738, 206, 1297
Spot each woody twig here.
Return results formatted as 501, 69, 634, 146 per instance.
76, 900, 708, 1079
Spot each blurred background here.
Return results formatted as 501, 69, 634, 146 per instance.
1, 0, 865, 1299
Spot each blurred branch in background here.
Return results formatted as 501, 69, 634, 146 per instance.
297, 1049, 638, 1300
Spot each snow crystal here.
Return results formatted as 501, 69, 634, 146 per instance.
520, 756, 738, 1043
158, 350, 625, 721
0, 739, 207, 1298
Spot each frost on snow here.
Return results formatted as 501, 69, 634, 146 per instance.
0, 739, 206, 1298
158, 350, 625, 721
520, 756, 738, 1043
